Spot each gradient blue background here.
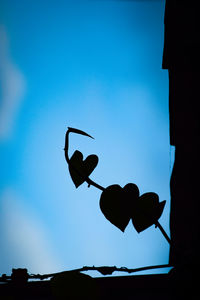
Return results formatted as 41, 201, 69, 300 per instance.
0, 0, 173, 277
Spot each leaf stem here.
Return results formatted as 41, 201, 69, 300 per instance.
86, 178, 105, 191
155, 221, 171, 245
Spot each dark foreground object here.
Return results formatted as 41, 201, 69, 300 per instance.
0, 272, 196, 300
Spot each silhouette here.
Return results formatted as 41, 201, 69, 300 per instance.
100, 184, 166, 233
69, 150, 98, 188
11, 268, 29, 284
0, 266, 175, 300
100, 183, 140, 232
64, 127, 169, 243
51, 272, 97, 300
65, 127, 104, 191
163, 0, 200, 277
2, 2, 200, 298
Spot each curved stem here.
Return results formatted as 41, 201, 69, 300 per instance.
64, 129, 70, 163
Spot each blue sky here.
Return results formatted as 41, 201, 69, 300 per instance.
0, 0, 172, 277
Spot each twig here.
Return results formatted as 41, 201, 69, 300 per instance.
86, 178, 105, 191
0, 264, 172, 282
155, 221, 171, 245
27, 264, 173, 280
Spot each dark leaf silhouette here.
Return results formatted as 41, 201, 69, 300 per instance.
100, 183, 139, 232
69, 150, 98, 188
131, 192, 166, 233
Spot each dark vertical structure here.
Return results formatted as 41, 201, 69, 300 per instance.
163, 0, 200, 272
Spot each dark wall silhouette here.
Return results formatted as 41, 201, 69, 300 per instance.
163, 0, 200, 274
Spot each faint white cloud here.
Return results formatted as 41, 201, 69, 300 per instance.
0, 26, 26, 140
0, 188, 62, 274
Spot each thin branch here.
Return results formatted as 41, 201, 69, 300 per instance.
86, 177, 105, 191
0, 264, 172, 282
155, 221, 171, 245
29, 263, 172, 279
26, 264, 173, 280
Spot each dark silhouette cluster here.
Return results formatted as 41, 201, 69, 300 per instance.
65, 127, 167, 237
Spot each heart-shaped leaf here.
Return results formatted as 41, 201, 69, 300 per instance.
100, 183, 139, 232
131, 192, 166, 233
69, 150, 98, 188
